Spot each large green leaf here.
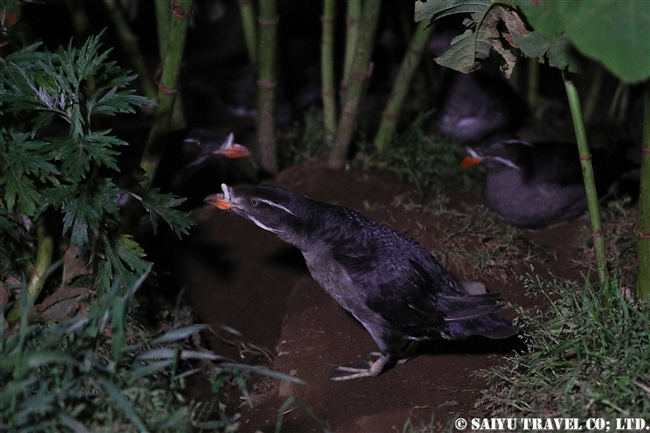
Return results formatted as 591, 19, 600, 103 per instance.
414, 0, 494, 22
415, 2, 525, 77
513, 31, 585, 73
517, 0, 650, 83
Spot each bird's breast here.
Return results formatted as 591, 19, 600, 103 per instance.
301, 250, 367, 314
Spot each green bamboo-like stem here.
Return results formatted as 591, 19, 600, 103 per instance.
527, 57, 539, 111
637, 83, 650, 301
154, 0, 187, 130
238, 0, 258, 68
121, 0, 192, 233
140, 0, 192, 187
583, 64, 604, 124
257, 0, 278, 174
65, 0, 91, 45
328, 0, 381, 170
608, 81, 628, 122
6, 216, 54, 326
154, 0, 171, 60
101, 0, 157, 101
616, 85, 630, 125
321, 0, 337, 146
374, 19, 433, 154
563, 71, 608, 286
343, 0, 362, 81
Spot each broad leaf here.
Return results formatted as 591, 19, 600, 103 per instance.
517, 0, 650, 83
414, 0, 495, 22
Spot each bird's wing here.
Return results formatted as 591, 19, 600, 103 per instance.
361, 259, 502, 331
364, 261, 448, 329
326, 216, 502, 331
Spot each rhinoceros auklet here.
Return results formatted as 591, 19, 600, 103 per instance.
205, 184, 518, 380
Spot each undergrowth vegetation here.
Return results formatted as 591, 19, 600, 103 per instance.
430, 206, 551, 283
279, 106, 330, 169
477, 272, 650, 419
1, 271, 200, 432
0, 270, 304, 432
367, 114, 484, 206
578, 198, 638, 284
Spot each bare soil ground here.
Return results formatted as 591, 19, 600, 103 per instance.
174, 160, 592, 432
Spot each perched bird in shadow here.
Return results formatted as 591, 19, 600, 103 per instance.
461, 133, 637, 228
428, 31, 527, 143
205, 184, 518, 381
436, 72, 527, 143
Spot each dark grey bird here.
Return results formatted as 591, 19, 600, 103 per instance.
436, 72, 527, 143
461, 133, 637, 228
428, 30, 527, 143
205, 184, 518, 380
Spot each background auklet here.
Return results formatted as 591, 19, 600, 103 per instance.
461, 133, 637, 228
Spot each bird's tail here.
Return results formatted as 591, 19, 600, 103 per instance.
444, 314, 519, 340
475, 316, 519, 339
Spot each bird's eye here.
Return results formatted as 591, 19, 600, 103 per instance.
197, 140, 205, 148
251, 199, 258, 206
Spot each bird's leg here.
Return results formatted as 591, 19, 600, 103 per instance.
329, 352, 393, 381
399, 341, 418, 364
328, 342, 419, 381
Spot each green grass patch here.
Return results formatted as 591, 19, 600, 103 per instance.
476, 272, 650, 419
279, 106, 330, 169
428, 206, 551, 282
366, 113, 484, 207
0, 271, 303, 432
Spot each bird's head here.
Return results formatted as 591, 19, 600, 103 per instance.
461, 136, 531, 171
181, 131, 250, 168
204, 184, 307, 238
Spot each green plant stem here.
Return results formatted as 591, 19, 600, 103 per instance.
140, 0, 192, 188
122, 0, 193, 234
238, 0, 258, 68
328, 0, 381, 170
65, 0, 91, 45
527, 56, 539, 111
374, 19, 433, 154
637, 83, 650, 301
583, 64, 604, 124
257, 0, 278, 174
563, 71, 607, 286
154, 0, 186, 130
343, 0, 362, 81
6, 216, 54, 326
101, 0, 157, 102
608, 81, 628, 123
321, 0, 337, 146
154, 0, 171, 60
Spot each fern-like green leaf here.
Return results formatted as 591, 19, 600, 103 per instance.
139, 189, 194, 237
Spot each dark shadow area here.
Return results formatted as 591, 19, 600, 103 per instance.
266, 245, 309, 274
419, 334, 527, 357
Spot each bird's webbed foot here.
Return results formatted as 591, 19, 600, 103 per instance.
328, 343, 418, 381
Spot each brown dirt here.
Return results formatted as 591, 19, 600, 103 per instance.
176, 160, 591, 432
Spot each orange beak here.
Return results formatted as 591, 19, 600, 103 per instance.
204, 193, 233, 209
460, 155, 483, 168
216, 143, 250, 159
213, 133, 251, 159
